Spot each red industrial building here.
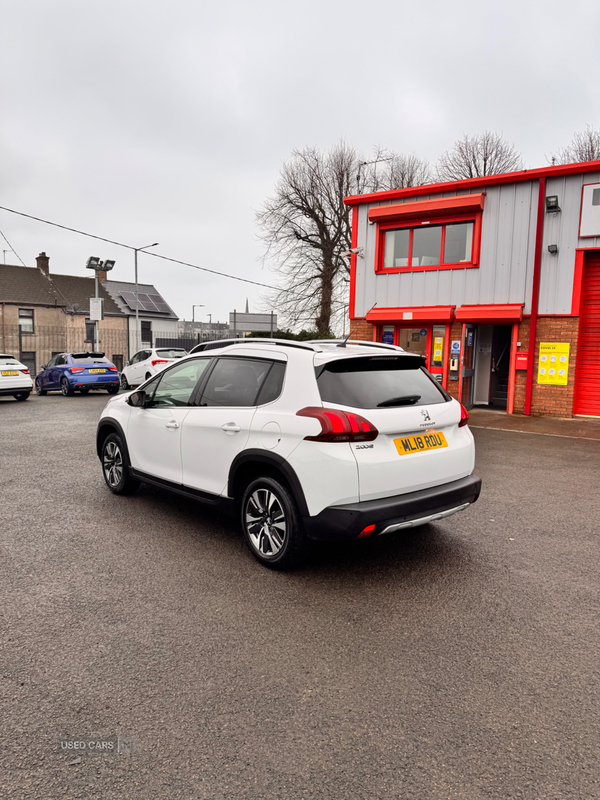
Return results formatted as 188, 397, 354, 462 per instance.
345, 161, 600, 417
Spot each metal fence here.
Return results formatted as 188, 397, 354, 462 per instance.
1, 325, 236, 375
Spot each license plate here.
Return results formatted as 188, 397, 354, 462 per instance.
394, 431, 448, 456
1, 370, 19, 376
88, 369, 106, 373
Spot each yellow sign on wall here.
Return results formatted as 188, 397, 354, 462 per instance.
537, 342, 570, 385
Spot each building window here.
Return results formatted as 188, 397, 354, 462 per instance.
377, 216, 480, 274
18, 308, 34, 333
141, 321, 152, 345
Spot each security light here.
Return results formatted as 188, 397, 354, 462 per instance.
103, 260, 115, 271
548, 244, 558, 255
86, 256, 100, 269
545, 196, 561, 213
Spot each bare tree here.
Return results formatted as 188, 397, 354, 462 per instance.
436, 132, 524, 181
550, 126, 600, 164
258, 143, 430, 334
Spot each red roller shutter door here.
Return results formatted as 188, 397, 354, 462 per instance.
574, 254, 600, 417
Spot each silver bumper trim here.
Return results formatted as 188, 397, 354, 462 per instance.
378, 502, 471, 535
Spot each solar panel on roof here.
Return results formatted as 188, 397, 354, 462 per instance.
119, 291, 140, 311
149, 294, 171, 313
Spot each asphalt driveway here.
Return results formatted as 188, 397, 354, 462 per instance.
1, 392, 599, 799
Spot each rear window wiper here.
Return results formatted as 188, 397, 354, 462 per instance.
377, 395, 421, 407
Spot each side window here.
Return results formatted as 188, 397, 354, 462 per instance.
256, 362, 286, 405
149, 359, 211, 407
46, 356, 58, 368
143, 350, 152, 361
55, 355, 66, 366
198, 358, 270, 407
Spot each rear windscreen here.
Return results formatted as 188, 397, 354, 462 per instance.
70, 356, 111, 365
316, 356, 448, 409
156, 349, 186, 358
0, 357, 20, 366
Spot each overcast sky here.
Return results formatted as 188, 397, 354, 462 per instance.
2, 0, 599, 330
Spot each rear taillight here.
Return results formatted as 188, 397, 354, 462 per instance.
151, 359, 168, 367
458, 403, 469, 428
296, 407, 378, 442
70, 367, 85, 374
20, 369, 30, 375
108, 366, 118, 372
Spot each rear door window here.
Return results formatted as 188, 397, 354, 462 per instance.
316, 356, 449, 409
197, 358, 272, 407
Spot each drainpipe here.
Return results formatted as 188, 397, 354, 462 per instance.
1, 302, 5, 353
524, 177, 546, 416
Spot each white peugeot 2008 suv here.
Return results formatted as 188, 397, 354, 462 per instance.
97, 340, 481, 569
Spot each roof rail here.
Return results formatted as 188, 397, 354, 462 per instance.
307, 339, 404, 352
191, 337, 323, 353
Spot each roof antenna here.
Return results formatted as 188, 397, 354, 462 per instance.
337, 302, 377, 347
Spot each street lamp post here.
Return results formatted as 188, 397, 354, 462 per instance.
134, 242, 159, 352
86, 257, 115, 352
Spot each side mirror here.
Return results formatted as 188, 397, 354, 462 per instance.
127, 390, 147, 408
41, 364, 47, 370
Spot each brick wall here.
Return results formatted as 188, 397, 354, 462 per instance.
513, 316, 579, 418
349, 318, 373, 341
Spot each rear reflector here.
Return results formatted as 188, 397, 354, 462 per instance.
358, 524, 376, 538
296, 407, 378, 442
458, 403, 469, 428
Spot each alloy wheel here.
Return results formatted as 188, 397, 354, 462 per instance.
245, 488, 287, 556
103, 441, 123, 489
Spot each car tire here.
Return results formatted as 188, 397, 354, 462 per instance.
13, 392, 30, 401
101, 432, 140, 495
61, 377, 74, 396
120, 373, 130, 390
79, 387, 91, 394
106, 385, 119, 395
35, 379, 47, 396
240, 476, 308, 570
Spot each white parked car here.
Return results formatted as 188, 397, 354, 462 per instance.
120, 347, 187, 389
97, 339, 481, 569
0, 354, 33, 401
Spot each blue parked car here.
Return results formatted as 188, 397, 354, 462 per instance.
35, 352, 120, 397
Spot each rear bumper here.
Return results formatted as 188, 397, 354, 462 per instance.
0, 382, 33, 395
70, 374, 119, 388
302, 474, 482, 541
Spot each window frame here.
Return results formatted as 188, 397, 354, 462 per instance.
374, 212, 482, 275
18, 308, 35, 333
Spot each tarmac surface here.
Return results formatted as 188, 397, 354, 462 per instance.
1, 391, 599, 799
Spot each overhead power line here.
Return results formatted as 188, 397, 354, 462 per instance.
0, 204, 283, 292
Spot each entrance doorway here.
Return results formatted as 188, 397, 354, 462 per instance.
472, 324, 512, 409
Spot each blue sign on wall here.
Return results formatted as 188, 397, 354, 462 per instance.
420, 328, 427, 337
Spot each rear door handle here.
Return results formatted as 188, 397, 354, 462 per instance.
165, 420, 179, 429
221, 423, 241, 433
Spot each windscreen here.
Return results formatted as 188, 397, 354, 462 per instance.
70, 355, 111, 365
316, 356, 448, 409
156, 349, 186, 358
